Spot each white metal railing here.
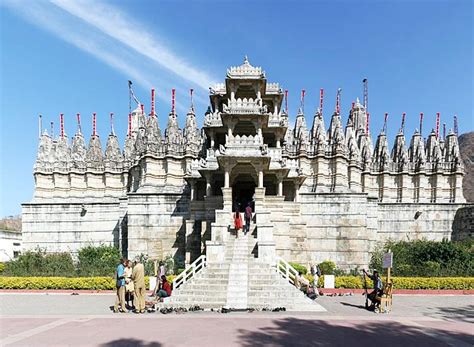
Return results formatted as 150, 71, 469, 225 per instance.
172, 255, 207, 290
274, 256, 299, 286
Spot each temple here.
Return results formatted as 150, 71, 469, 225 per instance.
23, 57, 467, 270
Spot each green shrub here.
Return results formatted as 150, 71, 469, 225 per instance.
289, 262, 307, 275
0, 275, 175, 290
369, 240, 473, 277
0, 262, 5, 273
3, 250, 75, 277
319, 260, 336, 275
77, 245, 121, 277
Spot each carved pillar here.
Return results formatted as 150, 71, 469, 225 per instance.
276, 137, 281, 149
278, 180, 283, 196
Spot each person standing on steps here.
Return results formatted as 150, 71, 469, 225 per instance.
233, 201, 243, 237
132, 257, 146, 313
244, 202, 252, 235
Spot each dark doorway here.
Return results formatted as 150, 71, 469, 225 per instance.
232, 174, 256, 212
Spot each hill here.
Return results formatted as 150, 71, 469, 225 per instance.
0, 215, 21, 231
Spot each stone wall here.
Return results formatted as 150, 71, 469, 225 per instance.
375, 203, 468, 242
268, 193, 377, 270
126, 193, 190, 262
21, 201, 122, 254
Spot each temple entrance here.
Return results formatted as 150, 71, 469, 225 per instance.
232, 174, 256, 212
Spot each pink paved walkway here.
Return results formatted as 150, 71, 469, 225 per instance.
1, 315, 473, 347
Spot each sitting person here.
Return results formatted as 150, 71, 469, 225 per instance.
156, 275, 172, 300
363, 269, 383, 310
295, 271, 310, 293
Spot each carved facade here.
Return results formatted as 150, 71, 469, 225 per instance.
23, 58, 467, 269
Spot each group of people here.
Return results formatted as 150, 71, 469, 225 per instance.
233, 201, 253, 237
114, 258, 172, 314
295, 264, 321, 299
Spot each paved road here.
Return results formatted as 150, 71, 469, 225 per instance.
1, 294, 472, 346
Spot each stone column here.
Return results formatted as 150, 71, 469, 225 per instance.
278, 180, 283, 196
224, 169, 230, 188
204, 173, 212, 197
258, 170, 264, 188
294, 180, 300, 202
190, 181, 196, 201
276, 137, 281, 149
210, 131, 215, 149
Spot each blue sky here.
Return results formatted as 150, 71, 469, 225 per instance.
0, 0, 472, 217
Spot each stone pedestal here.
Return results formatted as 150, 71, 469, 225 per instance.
206, 240, 225, 263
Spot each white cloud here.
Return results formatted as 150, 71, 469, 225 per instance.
50, 0, 216, 90
1, 0, 212, 114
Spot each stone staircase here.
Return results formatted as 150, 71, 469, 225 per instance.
161, 228, 325, 312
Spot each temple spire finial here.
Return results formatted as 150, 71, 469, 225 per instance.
319, 88, 324, 118
151, 88, 155, 117
110, 112, 115, 135
60, 113, 64, 138
190, 88, 194, 112
38, 114, 42, 139
171, 88, 176, 114
76, 113, 82, 134
335, 88, 342, 114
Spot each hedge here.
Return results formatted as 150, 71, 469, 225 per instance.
313, 276, 474, 290
0, 275, 471, 290
0, 275, 177, 290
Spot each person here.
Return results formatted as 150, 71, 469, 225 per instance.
152, 261, 167, 296
295, 271, 310, 293
234, 208, 243, 237
363, 269, 383, 310
244, 203, 252, 235
310, 264, 322, 288
113, 258, 127, 313
156, 275, 172, 300
159, 261, 166, 278
124, 259, 134, 309
132, 257, 146, 314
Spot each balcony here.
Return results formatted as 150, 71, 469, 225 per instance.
223, 98, 268, 115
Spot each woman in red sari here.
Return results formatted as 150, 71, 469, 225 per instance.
234, 210, 243, 236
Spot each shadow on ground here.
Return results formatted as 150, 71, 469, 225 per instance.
431, 304, 474, 323
237, 317, 472, 347
340, 301, 367, 310
100, 339, 161, 347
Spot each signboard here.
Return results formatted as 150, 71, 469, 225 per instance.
383, 252, 393, 269
324, 275, 335, 289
